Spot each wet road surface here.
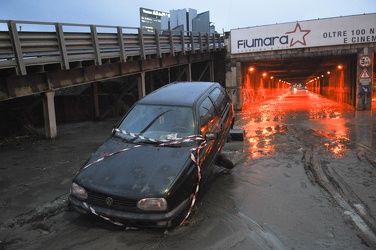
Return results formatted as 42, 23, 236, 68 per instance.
1, 90, 376, 249
227, 90, 376, 249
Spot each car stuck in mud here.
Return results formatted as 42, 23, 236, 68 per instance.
69, 81, 235, 228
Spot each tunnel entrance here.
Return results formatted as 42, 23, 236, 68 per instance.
239, 54, 358, 108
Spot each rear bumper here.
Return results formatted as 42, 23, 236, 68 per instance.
69, 195, 190, 227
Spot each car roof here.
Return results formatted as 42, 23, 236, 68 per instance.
137, 81, 220, 107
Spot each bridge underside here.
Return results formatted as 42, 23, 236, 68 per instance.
0, 52, 221, 101
0, 51, 226, 138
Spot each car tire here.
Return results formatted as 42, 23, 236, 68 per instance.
216, 153, 234, 169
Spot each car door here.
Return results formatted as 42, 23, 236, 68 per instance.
209, 87, 234, 143
198, 96, 221, 179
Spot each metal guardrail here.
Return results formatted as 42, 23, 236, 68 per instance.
0, 20, 224, 76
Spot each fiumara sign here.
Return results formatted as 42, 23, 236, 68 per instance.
230, 13, 376, 54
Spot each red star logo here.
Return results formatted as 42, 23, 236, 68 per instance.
285, 23, 311, 47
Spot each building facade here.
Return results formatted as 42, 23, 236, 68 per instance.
192, 11, 210, 34
140, 8, 170, 34
140, 7, 215, 34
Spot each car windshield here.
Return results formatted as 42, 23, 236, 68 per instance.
115, 104, 195, 144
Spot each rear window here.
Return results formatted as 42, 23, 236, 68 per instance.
209, 87, 226, 115
199, 97, 219, 134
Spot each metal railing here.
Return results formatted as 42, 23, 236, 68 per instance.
0, 20, 224, 76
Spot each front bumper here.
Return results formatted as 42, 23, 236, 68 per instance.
69, 195, 190, 227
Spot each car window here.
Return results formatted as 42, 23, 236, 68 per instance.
209, 87, 226, 115
199, 97, 220, 135
117, 104, 194, 142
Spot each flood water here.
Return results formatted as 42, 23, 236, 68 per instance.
2, 90, 376, 250
237, 90, 376, 158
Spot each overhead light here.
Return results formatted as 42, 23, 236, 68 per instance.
337, 65, 343, 69
249, 67, 255, 72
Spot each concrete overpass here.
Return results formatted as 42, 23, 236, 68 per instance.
225, 13, 376, 111
0, 20, 225, 138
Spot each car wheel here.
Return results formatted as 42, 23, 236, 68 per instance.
216, 153, 234, 169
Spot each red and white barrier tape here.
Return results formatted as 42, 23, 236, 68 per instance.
78, 128, 207, 227
79, 144, 142, 172
180, 138, 207, 225
83, 202, 124, 226
112, 128, 204, 146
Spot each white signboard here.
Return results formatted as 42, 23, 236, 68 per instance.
231, 13, 376, 54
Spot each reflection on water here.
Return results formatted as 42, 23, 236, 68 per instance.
246, 125, 278, 158
236, 91, 375, 159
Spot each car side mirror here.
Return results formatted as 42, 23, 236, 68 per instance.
205, 132, 218, 140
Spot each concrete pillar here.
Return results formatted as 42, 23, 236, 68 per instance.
225, 65, 239, 110
356, 47, 373, 110
92, 82, 100, 119
187, 63, 192, 81
235, 61, 242, 110
42, 91, 57, 139
138, 72, 146, 99
209, 60, 214, 82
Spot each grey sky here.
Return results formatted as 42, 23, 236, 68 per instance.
1, 0, 375, 32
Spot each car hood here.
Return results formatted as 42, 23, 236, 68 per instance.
74, 137, 193, 199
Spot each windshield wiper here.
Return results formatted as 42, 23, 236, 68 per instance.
136, 139, 182, 148
139, 110, 171, 134
136, 140, 158, 145
112, 133, 134, 143
157, 143, 181, 148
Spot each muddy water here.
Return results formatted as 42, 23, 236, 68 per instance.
225, 90, 376, 249
2, 91, 375, 249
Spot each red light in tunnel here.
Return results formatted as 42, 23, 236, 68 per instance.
249, 67, 255, 72
337, 65, 343, 69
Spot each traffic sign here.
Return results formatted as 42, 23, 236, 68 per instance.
359, 68, 371, 85
360, 68, 371, 79
361, 85, 370, 94
359, 56, 371, 68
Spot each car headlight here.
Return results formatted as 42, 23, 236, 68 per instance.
137, 198, 168, 211
71, 182, 88, 200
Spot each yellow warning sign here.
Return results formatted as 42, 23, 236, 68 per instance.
360, 68, 371, 79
